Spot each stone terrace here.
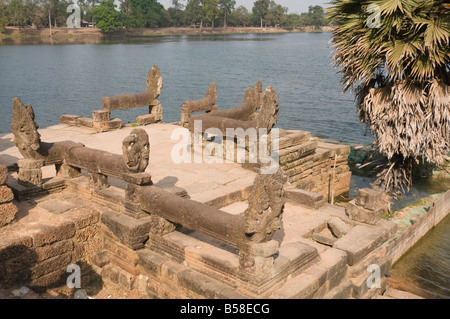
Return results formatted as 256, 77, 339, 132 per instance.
0, 123, 257, 205
0, 123, 403, 299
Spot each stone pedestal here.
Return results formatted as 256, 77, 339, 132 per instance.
124, 173, 153, 219
239, 240, 279, 280
17, 159, 44, 186
92, 110, 111, 122
136, 100, 163, 126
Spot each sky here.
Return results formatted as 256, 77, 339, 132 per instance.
158, 0, 329, 14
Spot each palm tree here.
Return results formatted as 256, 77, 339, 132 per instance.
327, 0, 450, 195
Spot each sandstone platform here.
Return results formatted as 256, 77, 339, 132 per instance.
0, 123, 401, 299
0, 123, 257, 206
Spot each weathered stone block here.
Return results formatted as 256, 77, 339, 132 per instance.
312, 232, 337, 246
271, 272, 320, 299
4, 254, 34, 275
278, 131, 311, 150
73, 224, 100, 242
59, 115, 81, 125
324, 281, 352, 299
375, 219, 398, 239
356, 188, 390, 212
304, 264, 328, 287
93, 118, 122, 131
177, 268, 228, 299
103, 236, 138, 266
317, 248, 348, 282
347, 200, 382, 225
29, 268, 67, 290
150, 103, 162, 115
0, 234, 33, 262
92, 110, 111, 122
285, 187, 325, 209
101, 264, 120, 285
123, 173, 152, 186
72, 237, 103, 262
160, 260, 187, 282
76, 117, 94, 128
30, 252, 72, 279
328, 217, 351, 238
247, 240, 279, 258
333, 225, 390, 266
137, 249, 169, 276
38, 200, 75, 215
101, 211, 152, 250
136, 114, 158, 126
34, 239, 74, 262
0, 202, 18, 227
117, 268, 136, 291
18, 168, 42, 186
0, 186, 14, 204
32, 221, 76, 247
17, 159, 44, 170
90, 250, 110, 268
0, 165, 8, 185
66, 207, 100, 230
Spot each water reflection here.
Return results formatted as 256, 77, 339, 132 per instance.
0, 34, 276, 46
389, 214, 450, 299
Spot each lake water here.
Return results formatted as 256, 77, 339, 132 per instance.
0, 32, 448, 298
0, 33, 373, 145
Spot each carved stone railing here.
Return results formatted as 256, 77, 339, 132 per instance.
180, 83, 218, 128
11, 97, 288, 280
58, 65, 164, 132
100, 65, 163, 127
188, 82, 278, 137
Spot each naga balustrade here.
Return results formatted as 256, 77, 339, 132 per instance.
11, 96, 287, 279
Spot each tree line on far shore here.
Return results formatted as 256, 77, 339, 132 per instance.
0, 0, 330, 33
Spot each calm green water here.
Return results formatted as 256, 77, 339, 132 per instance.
0, 33, 448, 298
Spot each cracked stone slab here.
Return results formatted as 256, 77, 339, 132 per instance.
38, 200, 76, 215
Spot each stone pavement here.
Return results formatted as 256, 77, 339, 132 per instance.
0, 123, 257, 204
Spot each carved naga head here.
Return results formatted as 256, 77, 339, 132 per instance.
244, 170, 287, 243
122, 128, 150, 173
11, 97, 42, 159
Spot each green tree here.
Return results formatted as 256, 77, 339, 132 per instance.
185, 0, 204, 28
218, 0, 235, 29
203, 0, 219, 28
92, 0, 123, 32
285, 13, 301, 28
0, 0, 8, 32
126, 0, 164, 28
6, 0, 27, 28
229, 5, 249, 27
328, 0, 450, 194
168, 0, 185, 26
307, 5, 325, 28
252, 0, 269, 28
266, 1, 287, 27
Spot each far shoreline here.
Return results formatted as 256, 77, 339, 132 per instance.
0, 26, 334, 44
